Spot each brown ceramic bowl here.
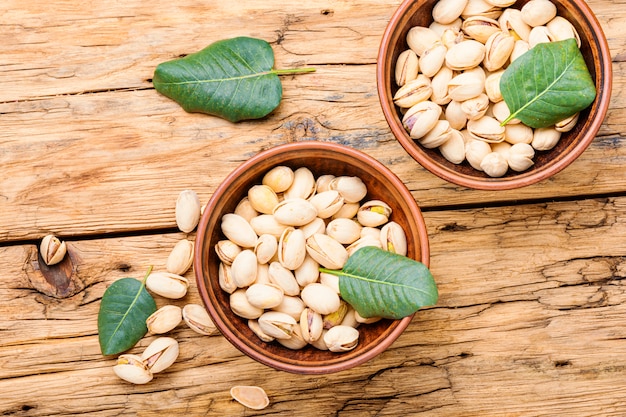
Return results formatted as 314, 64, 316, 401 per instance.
194, 141, 430, 374
377, 0, 612, 190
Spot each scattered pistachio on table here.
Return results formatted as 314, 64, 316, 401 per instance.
230, 385, 270, 410
175, 189, 201, 233
39, 234, 67, 266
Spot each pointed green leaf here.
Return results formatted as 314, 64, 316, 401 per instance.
98, 272, 157, 356
322, 246, 438, 320
500, 38, 596, 128
153, 36, 314, 123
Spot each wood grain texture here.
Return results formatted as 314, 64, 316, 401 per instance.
2, 196, 626, 416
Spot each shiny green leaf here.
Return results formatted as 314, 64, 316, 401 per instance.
321, 246, 438, 320
500, 39, 596, 128
153, 36, 314, 122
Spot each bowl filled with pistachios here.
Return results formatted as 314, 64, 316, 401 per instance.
194, 141, 436, 374
377, 0, 612, 190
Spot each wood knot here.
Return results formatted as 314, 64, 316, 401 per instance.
24, 244, 84, 298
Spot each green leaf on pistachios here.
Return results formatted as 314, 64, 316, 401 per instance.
500, 38, 596, 128
321, 246, 438, 320
152, 36, 315, 123
98, 268, 157, 356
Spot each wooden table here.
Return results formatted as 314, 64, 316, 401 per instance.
1, 1, 624, 415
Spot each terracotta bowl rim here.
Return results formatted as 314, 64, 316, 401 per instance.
194, 141, 431, 374
376, 0, 613, 190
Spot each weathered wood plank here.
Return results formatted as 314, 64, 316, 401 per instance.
2, 196, 626, 416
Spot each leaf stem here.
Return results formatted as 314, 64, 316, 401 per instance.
319, 267, 341, 276
141, 266, 153, 285
272, 67, 316, 76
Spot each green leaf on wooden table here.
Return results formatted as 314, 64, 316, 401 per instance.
98, 268, 157, 356
152, 36, 315, 123
320, 246, 438, 320
500, 38, 596, 128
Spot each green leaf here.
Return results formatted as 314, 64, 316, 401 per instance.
322, 247, 438, 320
153, 36, 315, 123
98, 269, 157, 356
500, 38, 596, 128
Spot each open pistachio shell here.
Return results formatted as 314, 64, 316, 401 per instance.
141, 337, 179, 374
230, 386, 270, 410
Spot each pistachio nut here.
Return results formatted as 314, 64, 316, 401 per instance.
331, 201, 360, 220
219, 262, 237, 294
221, 213, 258, 248
299, 217, 326, 239
175, 189, 201, 233
248, 319, 275, 342
268, 261, 300, 296
461, 94, 490, 121
420, 43, 447, 78
40, 234, 67, 266
447, 68, 485, 101
485, 70, 504, 103
360, 226, 382, 240
310, 329, 330, 350
492, 100, 520, 124
429, 18, 463, 37
340, 307, 360, 328
146, 305, 182, 334
395, 49, 420, 87
507, 143, 536, 172
283, 167, 316, 200
504, 123, 534, 145
245, 283, 285, 309
326, 218, 362, 245
250, 214, 288, 238
430, 66, 454, 106
166, 239, 194, 276
230, 249, 258, 288
528, 26, 554, 48
247, 185, 279, 215
555, 112, 579, 133
294, 255, 320, 287
277, 322, 308, 350
483, 31, 515, 72
354, 311, 382, 324
510, 39, 530, 63
258, 311, 298, 339
499, 8, 531, 41
329, 176, 367, 204
465, 138, 493, 171
406, 26, 440, 56
393, 74, 432, 108
230, 386, 270, 411
441, 28, 464, 49
485, 0, 516, 6
445, 100, 468, 130
323, 301, 349, 329
300, 307, 324, 343
262, 165, 294, 193
308, 190, 344, 219
468, 116, 506, 143
419, 119, 453, 149
278, 227, 306, 270
254, 234, 278, 264
462, 16, 501, 44
521, 0, 557, 27
346, 236, 383, 257
234, 197, 259, 223
357, 200, 392, 227
547, 16, 581, 47
255, 263, 271, 285
323, 325, 360, 352
301, 283, 342, 315
183, 303, 218, 335
402, 100, 442, 140
433, 0, 468, 24
319, 272, 340, 294
146, 272, 189, 299
380, 221, 408, 256
273, 198, 318, 226
532, 127, 561, 151
141, 336, 179, 374
305, 233, 349, 270
445, 40, 486, 71
230, 289, 264, 319
113, 354, 153, 384
215, 240, 242, 266
462, 0, 503, 20
480, 151, 509, 177
315, 174, 336, 193
491, 141, 512, 161
272, 295, 305, 320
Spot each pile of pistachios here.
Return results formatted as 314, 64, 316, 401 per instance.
394, 0, 582, 177
216, 165, 408, 352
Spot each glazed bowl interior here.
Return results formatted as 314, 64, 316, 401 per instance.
377, 0, 612, 190
194, 141, 430, 374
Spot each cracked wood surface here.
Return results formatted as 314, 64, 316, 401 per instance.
1, 0, 625, 416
